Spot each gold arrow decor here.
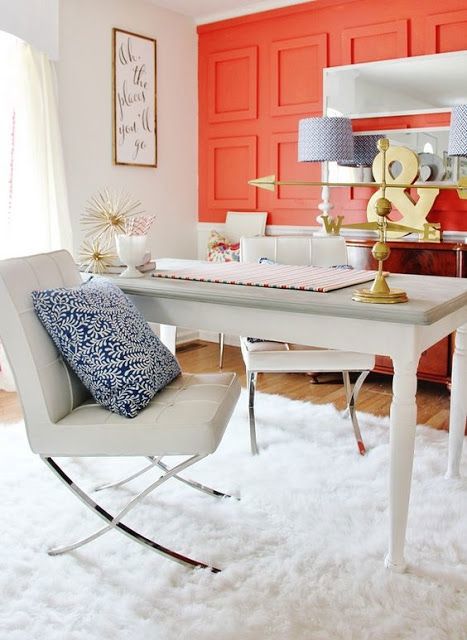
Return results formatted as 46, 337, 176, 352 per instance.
248, 174, 467, 196
248, 175, 277, 192
248, 139, 467, 303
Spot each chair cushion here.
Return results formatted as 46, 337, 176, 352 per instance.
52, 372, 241, 457
207, 230, 240, 263
31, 278, 181, 419
240, 336, 375, 373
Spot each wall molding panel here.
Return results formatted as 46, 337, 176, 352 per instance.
425, 9, 467, 53
207, 136, 257, 209
207, 46, 258, 123
341, 20, 408, 64
270, 131, 321, 209
270, 34, 327, 116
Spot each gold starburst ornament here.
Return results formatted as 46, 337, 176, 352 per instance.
79, 239, 117, 275
82, 188, 144, 241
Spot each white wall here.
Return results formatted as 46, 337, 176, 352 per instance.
57, 0, 198, 260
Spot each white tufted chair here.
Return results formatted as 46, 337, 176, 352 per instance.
239, 235, 375, 456
0, 250, 240, 572
223, 211, 267, 243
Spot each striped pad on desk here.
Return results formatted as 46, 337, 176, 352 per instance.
153, 262, 378, 293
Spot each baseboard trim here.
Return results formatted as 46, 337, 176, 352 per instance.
149, 324, 198, 346
176, 329, 199, 345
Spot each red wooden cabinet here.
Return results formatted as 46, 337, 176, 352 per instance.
345, 237, 467, 385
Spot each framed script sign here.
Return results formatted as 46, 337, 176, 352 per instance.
112, 28, 157, 167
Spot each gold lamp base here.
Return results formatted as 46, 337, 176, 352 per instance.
351, 187, 409, 304
352, 287, 408, 304
352, 247, 408, 304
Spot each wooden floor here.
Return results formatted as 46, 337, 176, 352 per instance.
177, 341, 451, 430
0, 340, 451, 429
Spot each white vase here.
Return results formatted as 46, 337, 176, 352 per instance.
115, 234, 147, 278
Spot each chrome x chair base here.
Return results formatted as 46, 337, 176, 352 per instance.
44, 454, 234, 572
248, 372, 259, 456
342, 370, 369, 456
218, 332, 225, 369
94, 455, 236, 499
247, 369, 369, 457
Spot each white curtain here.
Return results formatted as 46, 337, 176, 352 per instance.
0, 32, 73, 391
0, 35, 72, 258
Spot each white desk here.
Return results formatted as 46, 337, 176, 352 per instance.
115, 259, 467, 572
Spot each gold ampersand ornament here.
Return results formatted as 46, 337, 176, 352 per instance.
367, 145, 440, 240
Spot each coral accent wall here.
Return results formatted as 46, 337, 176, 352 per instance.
198, 0, 467, 231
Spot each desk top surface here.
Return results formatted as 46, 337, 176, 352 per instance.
112, 259, 467, 327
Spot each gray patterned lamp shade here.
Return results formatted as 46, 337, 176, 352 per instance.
298, 117, 354, 163
338, 134, 381, 167
448, 105, 467, 156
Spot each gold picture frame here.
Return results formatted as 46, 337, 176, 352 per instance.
112, 28, 157, 167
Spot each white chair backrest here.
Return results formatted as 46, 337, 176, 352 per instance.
240, 235, 348, 267
224, 211, 267, 242
0, 251, 89, 436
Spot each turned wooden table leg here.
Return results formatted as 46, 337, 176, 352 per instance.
385, 356, 419, 573
446, 323, 467, 479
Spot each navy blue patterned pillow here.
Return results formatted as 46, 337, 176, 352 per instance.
32, 279, 181, 418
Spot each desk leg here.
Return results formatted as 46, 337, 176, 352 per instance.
446, 323, 467, 479
385, 357, 418, 573
160, 324, 177, 355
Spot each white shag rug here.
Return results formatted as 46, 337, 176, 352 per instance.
1, 390, 466, 640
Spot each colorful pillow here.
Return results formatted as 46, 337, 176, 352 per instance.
207, 230, 240, 263
32, 279, 181, 418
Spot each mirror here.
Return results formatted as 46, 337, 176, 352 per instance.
328, 127, 462, 186
324, 50, 467, 119
324, 50, 467, 185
